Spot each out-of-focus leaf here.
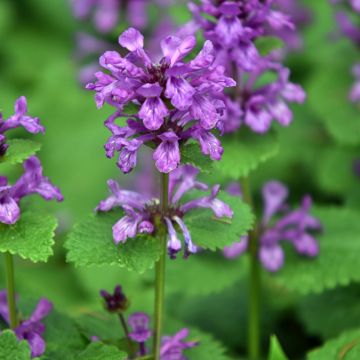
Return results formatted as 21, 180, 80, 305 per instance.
0, 330, 31, 360
268, 335, 289, 360
0, 139, 41, 168
255, 37, 284, 56
77, 343, 127, 360
181, 143, 213, 173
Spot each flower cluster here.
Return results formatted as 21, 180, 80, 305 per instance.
187, 0, 306, 133
224, 181, 322, 272
100, 285, 129, 313
96, 165, 233, 258
0, 97, 45, 156
128, 312, 198, 359
0, 156, 63, 225
87, 27, 235, 173
0, 290, 52, 358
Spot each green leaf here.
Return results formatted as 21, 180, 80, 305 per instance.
77, 343, 127, 360
215, 129, 279, 179
180, 143, 213, 173
268, 335, 289, 360
185, 192, 254, 250
66, 211, 162, 273
0, 139, 41, 167
0, 330, 31, 360
308, 328, 360, 360
255, 36, 284, 56
0, 210, 57, 262
274, 207, 360, 294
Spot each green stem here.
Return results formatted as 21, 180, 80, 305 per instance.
4, 252, 18, 329
153, 173, 168, 360
119, 313, 135, 358
240, 177, 261, 360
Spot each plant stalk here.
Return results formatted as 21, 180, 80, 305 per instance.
4, 252, 18, 329
153, 172, 169, 360
240, 177, 261, 360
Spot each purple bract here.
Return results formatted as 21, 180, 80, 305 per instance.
224, 181, 322, 272
96, 165, 233, 258
100, 285, 128, 313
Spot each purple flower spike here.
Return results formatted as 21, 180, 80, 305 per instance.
128, 312, 152, 343
97, 165, 233, 259
0, 291, 52, 358
100, 285, 129, 313
0, 97, 45, 156
87, 27, 235, 173
224, 180, 322, 272
0, 156, 63, 225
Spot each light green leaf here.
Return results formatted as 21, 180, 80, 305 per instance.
0, 330, 31, 360
0, 210, 57, 262
275, 207, 360, 294
268, 335, 289, 360
255, 36, 284, 56
77, 343, 127, 360
181, 143, 213, 173
66, 211, 162, 273
308, 328, 360, 360
215, 130, 279, 179
185, 192, 254, 250
0, 139, 41, 167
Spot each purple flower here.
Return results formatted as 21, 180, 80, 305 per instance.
100, 285, 129, 313
0, 97, 45, 155
0, 290, 52, 358
87, 27, 235, 173
128, 312, 152, 343
224, 181, 322, 272
0, 156, 63, 225
97, 165, 233, 258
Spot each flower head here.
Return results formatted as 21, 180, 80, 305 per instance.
97, 165, 232, 258
0, 290, 52, 358
224, 181, 322, 272
0, 156, 63, 225
87, 27, 235, 173
100, 285, 129, 313
128, 312, 152, 343
0, 97, 45, 156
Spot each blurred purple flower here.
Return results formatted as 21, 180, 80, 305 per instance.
87, 27, 235, 173
224, 181, 322, 272
0, 156, 63, 225
0, 291, 52, 358
0, 97, 45, 156
100, 285, 129, 313
96, 165, 233, 258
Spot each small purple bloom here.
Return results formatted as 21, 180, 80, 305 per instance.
0, 156, 63, 225
224, 181, 322, 272
97, 165, 233, 258
0, 290, 52, 358
0, 97, 45, 155
128, 312, 152, 343
87, 27, 235, 173
100, 285, 128, 313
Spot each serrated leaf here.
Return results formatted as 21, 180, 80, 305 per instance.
0, 210, 57, 262
66, 211, 162, 273
255, 36, 284, 56
0, 139, 41, 167
308, 328, 360, 360
77, 343, 127, 360
180, 143, 213, 173
0, 330, 31, 360
185, 192, 254, 250
268, 335, 288, 360
215, 129, 279, 179
274, 207, 360, 294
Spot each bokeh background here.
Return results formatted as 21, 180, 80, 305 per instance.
1, 1, 360, 359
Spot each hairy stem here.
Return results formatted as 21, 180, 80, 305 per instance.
240, 177, 261, 360
4, 252, 18, 329
153, 172, 169, 360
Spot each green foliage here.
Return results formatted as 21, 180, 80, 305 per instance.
0, 139, 41, 168
255, 37, 284, 56
0, 330, 31, 360
0, 210, 57, 262
66, 211, 161, 273
268, 335, 289, 360
180, 143, 213, 173
77, 343, 127, 360
308, 328, 360, 360
215, 129, 279, 179
275, 207, 360, 294
185, 192, 254, 250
